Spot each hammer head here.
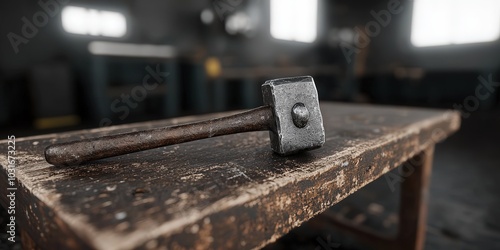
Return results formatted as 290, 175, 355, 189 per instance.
262, 76, 325, 155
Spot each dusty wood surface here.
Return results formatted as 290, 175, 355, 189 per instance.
0, 102, 460, 250
313, 146, 435, 250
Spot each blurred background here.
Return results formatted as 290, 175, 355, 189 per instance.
1, 0, 499, 249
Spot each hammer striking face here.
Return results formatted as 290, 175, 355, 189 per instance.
262, 76, 325, 155
45, 76, 325, 166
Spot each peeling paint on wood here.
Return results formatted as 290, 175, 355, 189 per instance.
0, 102, 460, 250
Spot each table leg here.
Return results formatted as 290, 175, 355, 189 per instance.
397, 145, 434, 250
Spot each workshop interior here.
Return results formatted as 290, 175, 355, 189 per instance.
1, 0, 500, 249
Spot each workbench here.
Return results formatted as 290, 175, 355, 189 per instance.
0, 102, 460, 250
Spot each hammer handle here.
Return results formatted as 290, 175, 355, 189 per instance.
45, 106, 273, 166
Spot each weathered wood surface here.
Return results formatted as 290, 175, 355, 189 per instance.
0, 102, 460, 250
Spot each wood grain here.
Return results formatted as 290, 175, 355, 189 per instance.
0, 102, 460, 250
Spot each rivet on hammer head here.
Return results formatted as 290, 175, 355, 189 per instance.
291, 103, 309, 128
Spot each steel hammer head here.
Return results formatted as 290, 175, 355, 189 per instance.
262, 76, 325, 155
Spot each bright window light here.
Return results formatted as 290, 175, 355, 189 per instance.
270, 0, 317, 43
88, 41, 177, 58
411, 0, 500, 47
62, 6, 126, 38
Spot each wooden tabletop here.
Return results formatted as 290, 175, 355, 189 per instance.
0, 102, 460, 250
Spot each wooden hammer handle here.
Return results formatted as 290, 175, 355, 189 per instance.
45, 106, 273, 166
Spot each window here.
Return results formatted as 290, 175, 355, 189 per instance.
88, 41, 176, 58
270, 0, 318, 43
411, 0, 500, 47
62, 6, 126, 38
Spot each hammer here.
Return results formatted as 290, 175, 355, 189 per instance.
45, 76, 325, 166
